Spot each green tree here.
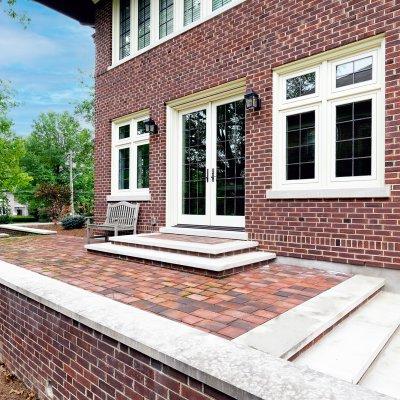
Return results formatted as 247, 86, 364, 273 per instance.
1, 0, 30, 26
0, 80, 31, 209
21, 111, 94, 217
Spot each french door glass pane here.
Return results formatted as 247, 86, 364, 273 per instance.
184, 0, 200, 25
336, 100, 372, 177
216, 100, 245, 216
119, 0, 131, 59
138, 0, 151, 50
182, 110, 207, 215
212, 0, 231, 11
286, 72, 316, 100
137, 143, 149, 188
118, 148, 130, 189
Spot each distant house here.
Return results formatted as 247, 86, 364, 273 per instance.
0, 193, 29, 216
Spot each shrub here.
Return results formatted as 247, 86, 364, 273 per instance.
0, 214, 11, 224
35, 183, 70, 222
61, 215, 86, 230
10, 216, 37, 223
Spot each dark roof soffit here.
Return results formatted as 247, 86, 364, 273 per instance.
33, 0, 96, 26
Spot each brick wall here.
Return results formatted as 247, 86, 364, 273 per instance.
0, 284, 234, 400
94, 0, 400, 268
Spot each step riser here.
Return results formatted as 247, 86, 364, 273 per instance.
360, 327, 400, 399
108, 240, 256, 258
87, 249, 272, 278
294, 291, 400, 385
233, 275, 385, 360
289, 290, 382, 361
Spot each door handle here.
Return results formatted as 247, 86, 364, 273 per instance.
211, 168, 215, 182
206, 169, 209, 182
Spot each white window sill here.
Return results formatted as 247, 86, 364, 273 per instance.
107, 193, 151, 202
266, 186, 391, 199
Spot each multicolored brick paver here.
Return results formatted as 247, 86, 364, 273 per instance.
0, 235, 349, 339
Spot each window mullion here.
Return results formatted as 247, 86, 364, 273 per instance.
132, 143, 137, 191
152, 0, 159, 44
203, 0, 212, 18
175, 0, 183, 31
320, 60, 329, 187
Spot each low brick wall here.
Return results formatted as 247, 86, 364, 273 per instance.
0, 285, 232, 400
0, 260, 387, 400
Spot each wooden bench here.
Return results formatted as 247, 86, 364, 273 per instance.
86, 201, 140, 244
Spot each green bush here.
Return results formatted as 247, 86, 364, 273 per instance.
0, 214, 11, 224
61, 215, 86, 230
10, 215, 37, 223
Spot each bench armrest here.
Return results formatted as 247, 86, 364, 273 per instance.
85, 216, 94, 227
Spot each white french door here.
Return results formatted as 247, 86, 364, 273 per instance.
177, 95, 245, 228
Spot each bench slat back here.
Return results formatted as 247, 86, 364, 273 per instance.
105, 201, 139, 226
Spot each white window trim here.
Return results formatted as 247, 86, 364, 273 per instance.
110, 0, 245, 68
268, 35, 390, 200
111, 111, 151, 201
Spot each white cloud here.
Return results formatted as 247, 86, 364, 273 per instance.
0, 25, 58, 66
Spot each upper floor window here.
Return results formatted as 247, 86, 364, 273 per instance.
184, 0, 200, 26
159, 0, 174, 38
138, 0, 151, 49
119, 0, 131, 59
113, 0, 245, 64
270, 36, 386, 198
212, 0, 231, 11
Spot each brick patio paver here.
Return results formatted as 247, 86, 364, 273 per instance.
0, 235, 349, 339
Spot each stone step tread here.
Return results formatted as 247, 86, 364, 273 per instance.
85, 242, 275, 272
110, 233, 258, 255
295, 292, 400, 384
360, 326, 400, 399
233, 275, 385, 360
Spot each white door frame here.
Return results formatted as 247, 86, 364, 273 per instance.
165, 80, 246, 228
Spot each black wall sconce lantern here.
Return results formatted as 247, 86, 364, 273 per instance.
144, 118, 158, 135
244, 89, 261, 111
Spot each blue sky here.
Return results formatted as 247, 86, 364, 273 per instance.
0, 0, 94, 136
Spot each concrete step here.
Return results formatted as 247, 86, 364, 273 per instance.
85, 242, 275, 273
159, 226, 248, 240
109, 233, 258, 256
233, 275, 385, 360
360, 327, 400, 399
294, 292, 400, 385
0, 224, 56, 235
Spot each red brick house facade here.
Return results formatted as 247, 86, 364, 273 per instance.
40, 0, 400, 269
90, 0, 400, 269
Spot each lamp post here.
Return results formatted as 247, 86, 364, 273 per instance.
67, 151, 76, 215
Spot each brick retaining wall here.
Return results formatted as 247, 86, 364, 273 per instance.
0, 261, 386, 400
0, 284, 233, 400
